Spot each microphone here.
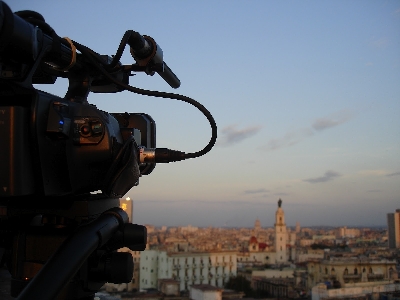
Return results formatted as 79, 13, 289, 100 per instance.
128, 31, 180, 88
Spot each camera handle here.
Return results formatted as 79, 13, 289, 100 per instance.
16, 207, 146, 300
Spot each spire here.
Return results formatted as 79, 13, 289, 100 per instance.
275, 198, 286, 226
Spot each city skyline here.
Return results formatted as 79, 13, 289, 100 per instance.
7, 1, 400, 228
131, 197, 396, 228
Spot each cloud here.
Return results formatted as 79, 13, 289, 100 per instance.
312, 110, 353, 131
358, 169, 397, 177
262, 110, 353, 151
217, 124, 262, 147
244, 188, 269, 195
262, 128, 314, 151
386, 171, 400, 177
303, 170, 341, 184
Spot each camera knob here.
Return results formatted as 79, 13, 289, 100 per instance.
80, 125, 91, 136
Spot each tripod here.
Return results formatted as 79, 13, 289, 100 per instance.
1, 196, 146, 300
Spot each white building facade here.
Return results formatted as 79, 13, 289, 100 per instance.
140, 250, 237, 292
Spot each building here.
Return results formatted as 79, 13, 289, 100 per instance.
334, 226, 361, 239
236, 199, 297, 297
139, 250, 237, 292
190, 285, 222, 300
120, 197, 133, 220
312, 282, 400, 300
254, 218, 261, 232
307, 257, 398, 290
237, 199, 291, 267
189, 284, 245, 300
158, 278, 180, 296
387, 209, 400, 249
252, 277, 297, 298
274, 198, 288, 264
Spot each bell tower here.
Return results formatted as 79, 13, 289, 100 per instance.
274, 198, 287, 263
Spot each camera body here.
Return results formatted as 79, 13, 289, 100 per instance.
0, 83, 156, 201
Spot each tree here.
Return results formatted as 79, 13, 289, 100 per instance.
224, 275, 253, 297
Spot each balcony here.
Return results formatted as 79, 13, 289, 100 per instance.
322, 274, 337, 280
343, 274, 361, 279
367, 274, 384, 280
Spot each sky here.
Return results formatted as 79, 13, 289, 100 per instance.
6, 0, 400, 228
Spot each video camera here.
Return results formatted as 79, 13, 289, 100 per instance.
0, 1, 217, 299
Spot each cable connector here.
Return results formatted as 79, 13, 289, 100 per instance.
139, 147, 186, 163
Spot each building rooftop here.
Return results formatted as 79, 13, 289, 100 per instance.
190, 284, 223, 291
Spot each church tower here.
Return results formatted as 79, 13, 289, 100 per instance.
274, 198, 287, 263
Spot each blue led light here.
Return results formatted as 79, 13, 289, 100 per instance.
59, 120, 64, 125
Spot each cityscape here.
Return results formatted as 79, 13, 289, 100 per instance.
94, 198, 400, 300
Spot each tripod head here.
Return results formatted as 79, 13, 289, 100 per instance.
0, 1, 217, 299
